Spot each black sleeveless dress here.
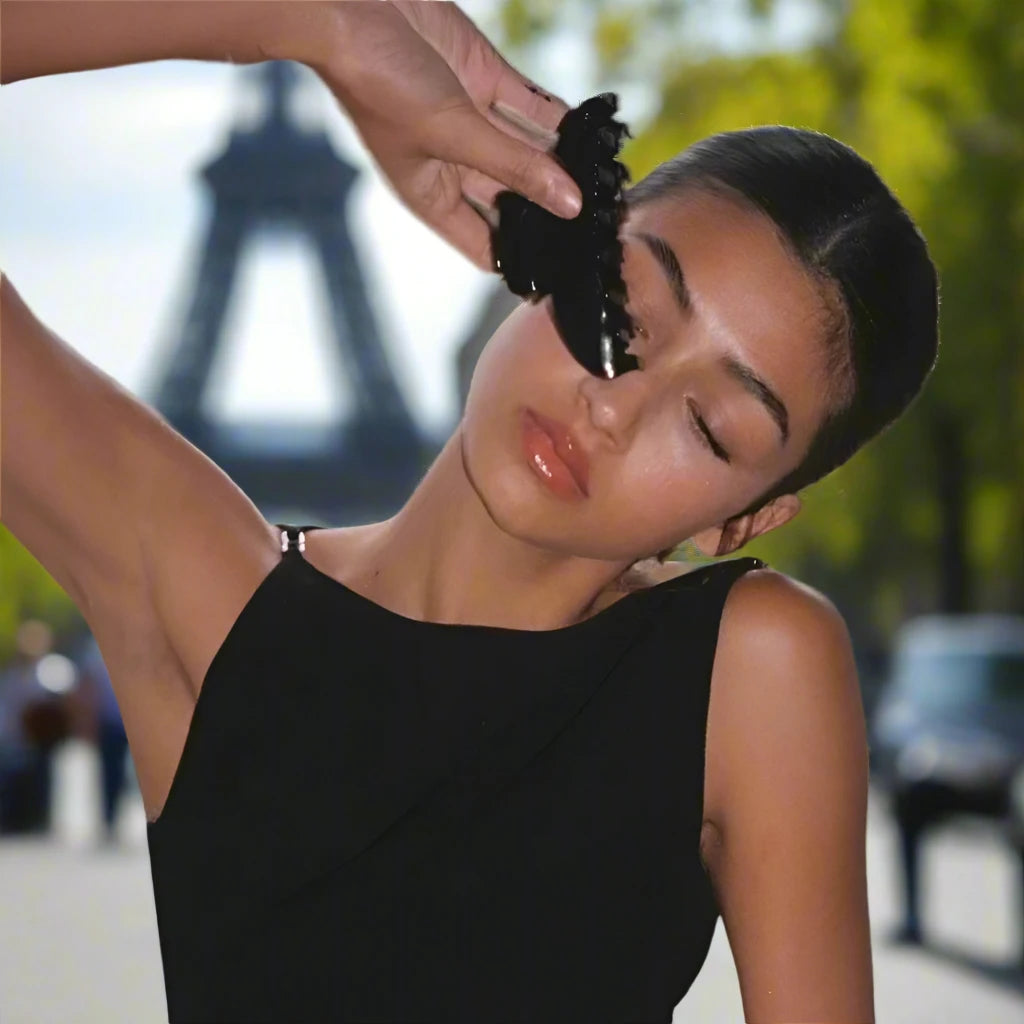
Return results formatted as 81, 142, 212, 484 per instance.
146, 524, 765, 1022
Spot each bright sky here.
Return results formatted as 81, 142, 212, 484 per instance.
0, 0, 818, 436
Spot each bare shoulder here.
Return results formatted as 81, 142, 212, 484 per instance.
720, 563, 849, 640
85, 439, 281, 702
87, 460, 279, 824
700, 566, 874, 1021
703, 565, 862, 828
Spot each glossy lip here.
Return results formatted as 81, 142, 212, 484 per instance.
521, 407, 590, 498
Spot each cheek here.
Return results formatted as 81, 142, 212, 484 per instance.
616, 429, 697, 528
608, 426, 736, 544
460, 301, 568, 503
463, 299, 575, 421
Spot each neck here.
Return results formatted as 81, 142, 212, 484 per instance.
344, 426, 639, 630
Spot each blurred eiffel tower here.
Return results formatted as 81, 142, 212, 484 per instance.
148, 60, 429, 525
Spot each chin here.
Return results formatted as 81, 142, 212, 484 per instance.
457, 431, 642, 563
457, 415, 558, 545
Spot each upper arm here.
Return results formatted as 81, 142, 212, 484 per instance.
2, 273, 147, 607
701, 569, 874, 1024
0, 273, 278, 690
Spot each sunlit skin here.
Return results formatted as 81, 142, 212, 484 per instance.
312, 189, 835, 631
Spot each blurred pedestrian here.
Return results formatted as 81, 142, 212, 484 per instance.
0, 620, 69, 834
75, 634, 131, 843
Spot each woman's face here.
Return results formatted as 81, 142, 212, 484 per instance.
461, 189, 837, 563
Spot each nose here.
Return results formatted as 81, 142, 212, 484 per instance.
578, 370, 649, 450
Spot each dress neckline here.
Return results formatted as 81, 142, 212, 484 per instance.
286, 526, 761, 639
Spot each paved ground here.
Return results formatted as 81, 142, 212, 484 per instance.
0, 742, 1022, 1022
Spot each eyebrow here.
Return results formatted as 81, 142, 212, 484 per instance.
722, 355, 790, 445
637, 232, 691, 313
636, 231, 790, 447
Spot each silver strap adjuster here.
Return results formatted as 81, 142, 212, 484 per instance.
280, 529, 306, 553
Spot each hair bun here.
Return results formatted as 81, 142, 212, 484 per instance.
491, 93, 639, 378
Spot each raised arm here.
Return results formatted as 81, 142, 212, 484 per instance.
702, 570, 875, 1023
0, 2, 327, 638
0, 1, 580, 820
0, 0, 316, 82
0, 270, 282, 822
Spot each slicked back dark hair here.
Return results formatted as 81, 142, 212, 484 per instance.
625, 126, 939, 559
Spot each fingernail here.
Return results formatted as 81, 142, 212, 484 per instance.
555, 187, 582, 217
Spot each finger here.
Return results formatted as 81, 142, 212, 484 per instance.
460, 167, 505, 214
463, 191, 499, 231
434, 105, 581, 218
431, 197, 497, 272
491, 67, 571, 135
399, 0, 570, 132
488, 101, 558, 150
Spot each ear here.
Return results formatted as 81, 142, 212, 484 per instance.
689, 494, 802, 558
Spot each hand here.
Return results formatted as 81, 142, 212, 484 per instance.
390, 2, 570, 153
306, 2, 582, 271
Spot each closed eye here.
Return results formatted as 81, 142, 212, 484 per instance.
627, 312, 732, 466
625, 300, 649, 345
688, 399, 731, 464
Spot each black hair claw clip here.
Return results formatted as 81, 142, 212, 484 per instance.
490, 93, 639, 379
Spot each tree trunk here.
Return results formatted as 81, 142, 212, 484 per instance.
932, 409, 970, 612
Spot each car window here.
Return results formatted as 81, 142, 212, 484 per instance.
894, 651, 1024, 709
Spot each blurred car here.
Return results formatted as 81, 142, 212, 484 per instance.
871, 614, 1024, 841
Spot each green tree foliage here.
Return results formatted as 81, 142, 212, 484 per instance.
498, 0, 1024, 636
0, 527, 79, 663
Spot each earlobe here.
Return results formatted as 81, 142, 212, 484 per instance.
688, 522, 731, 559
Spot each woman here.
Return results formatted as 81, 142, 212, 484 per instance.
2, 3, 937, 1022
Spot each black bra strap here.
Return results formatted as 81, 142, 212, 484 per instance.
275, 523, 324, 555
